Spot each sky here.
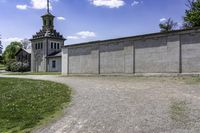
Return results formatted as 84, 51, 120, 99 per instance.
0, 0, 188, 50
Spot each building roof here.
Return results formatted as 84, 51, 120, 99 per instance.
30, 29, 65, 41
15, 48, 31, 56
47, 51, 62, 58
24, 48, 31, 54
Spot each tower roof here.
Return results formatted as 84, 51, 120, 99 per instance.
30, 0, 66, 41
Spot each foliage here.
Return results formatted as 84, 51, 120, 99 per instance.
184, 0, 200, 28
8, 61, 30, 72
0, 78, 71, 133
159, 18, 178, 32
2, 41, 22, 64
0, 64, 6, 70
0, 35, 2, 55
6, 72, 61, 75
0, 55, 3, 64
21, 38, 31, 49
5, 59, 15, 71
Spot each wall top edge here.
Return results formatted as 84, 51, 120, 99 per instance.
63, 27, 200, 49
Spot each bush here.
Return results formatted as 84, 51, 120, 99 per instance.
6, 61, 30, 72
5, 59, 15, 71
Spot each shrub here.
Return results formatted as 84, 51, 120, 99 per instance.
5, 59, 15, 71
6, 61, 30, 72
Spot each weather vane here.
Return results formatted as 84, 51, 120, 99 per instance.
47, 0, 50, 13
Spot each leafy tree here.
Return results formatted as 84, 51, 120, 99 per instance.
2, 41, 22, 64
21, 38, 31, 49
184, 0, 200, 28
159, 18, 178, 32
0, 35, 2, 55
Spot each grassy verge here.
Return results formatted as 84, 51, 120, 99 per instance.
0, 64, 6, 70
5, 72, 61, 75
0, 78, 71, 133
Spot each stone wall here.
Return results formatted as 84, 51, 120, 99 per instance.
62, 28, 200, 75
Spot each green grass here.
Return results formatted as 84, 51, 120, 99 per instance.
0, 78, 71, 133
5, 72, 61, 75
0, 64, 6, 70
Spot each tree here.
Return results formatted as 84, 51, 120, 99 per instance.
0, 35, 3, 55
159, 18, 178, 32
184, 0, 200, 28
21, 38, 31, 49
2, 41, 22, 64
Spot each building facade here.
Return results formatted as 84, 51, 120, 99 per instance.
15, 48, 31, 67
62, 27, 200, 75
30, 9, 65, 72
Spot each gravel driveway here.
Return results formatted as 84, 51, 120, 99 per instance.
1, 75, 200, 133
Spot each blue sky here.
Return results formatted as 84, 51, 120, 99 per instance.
0, 0, 187, 49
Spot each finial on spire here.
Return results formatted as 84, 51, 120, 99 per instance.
47, 0, 50, 13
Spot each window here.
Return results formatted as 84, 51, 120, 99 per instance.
44, 20, 46, 26
49, 20, 52, 26
41, 42, 43, 49
51, 42, 53, 49
52, 61, 56, 68
35, 42, 43, 50
54, 43, 56, 49
57, 43, 59, 49
38, 43, 40, 49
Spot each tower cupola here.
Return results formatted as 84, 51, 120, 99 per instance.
41, 0, 54, 31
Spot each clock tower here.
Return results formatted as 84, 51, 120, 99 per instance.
30, 0, 66, 72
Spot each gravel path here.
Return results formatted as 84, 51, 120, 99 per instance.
1, 75, 200, 133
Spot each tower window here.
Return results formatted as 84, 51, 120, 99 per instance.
35, 43, 38, 49
52, 60, 56, 68
44, 20, 47, 26
51, 42, 54, 49
57, 43, 59, 49
54, 43, 56, 49
49, 20, 52, 26
41, 42, 43, 49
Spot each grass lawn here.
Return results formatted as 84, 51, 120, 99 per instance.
5, 72, 61, 75
0, 78, 71, 133
0, 64, 6, 70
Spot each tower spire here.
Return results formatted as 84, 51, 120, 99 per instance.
47, 0, 50, 13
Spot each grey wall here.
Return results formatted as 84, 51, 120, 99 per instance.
48, 57, 61, 72
31, 38, 64, 72
62, 28, 200, 75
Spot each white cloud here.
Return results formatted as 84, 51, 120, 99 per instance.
131, 0, 143, 6
16, 0, 59, 10
89, 0, 125, 8
67, 31, 96, 40
67, 36, 79, 40
16, 5, 28, 10
31, 0, 51, 10
160, 18, 167, 22
1, 37, 22, 51
57, 17, 66, 21
131, 1, 139, 6
77, 31, 96, 39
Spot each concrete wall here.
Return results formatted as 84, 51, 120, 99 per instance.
62, 28, 200, 75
